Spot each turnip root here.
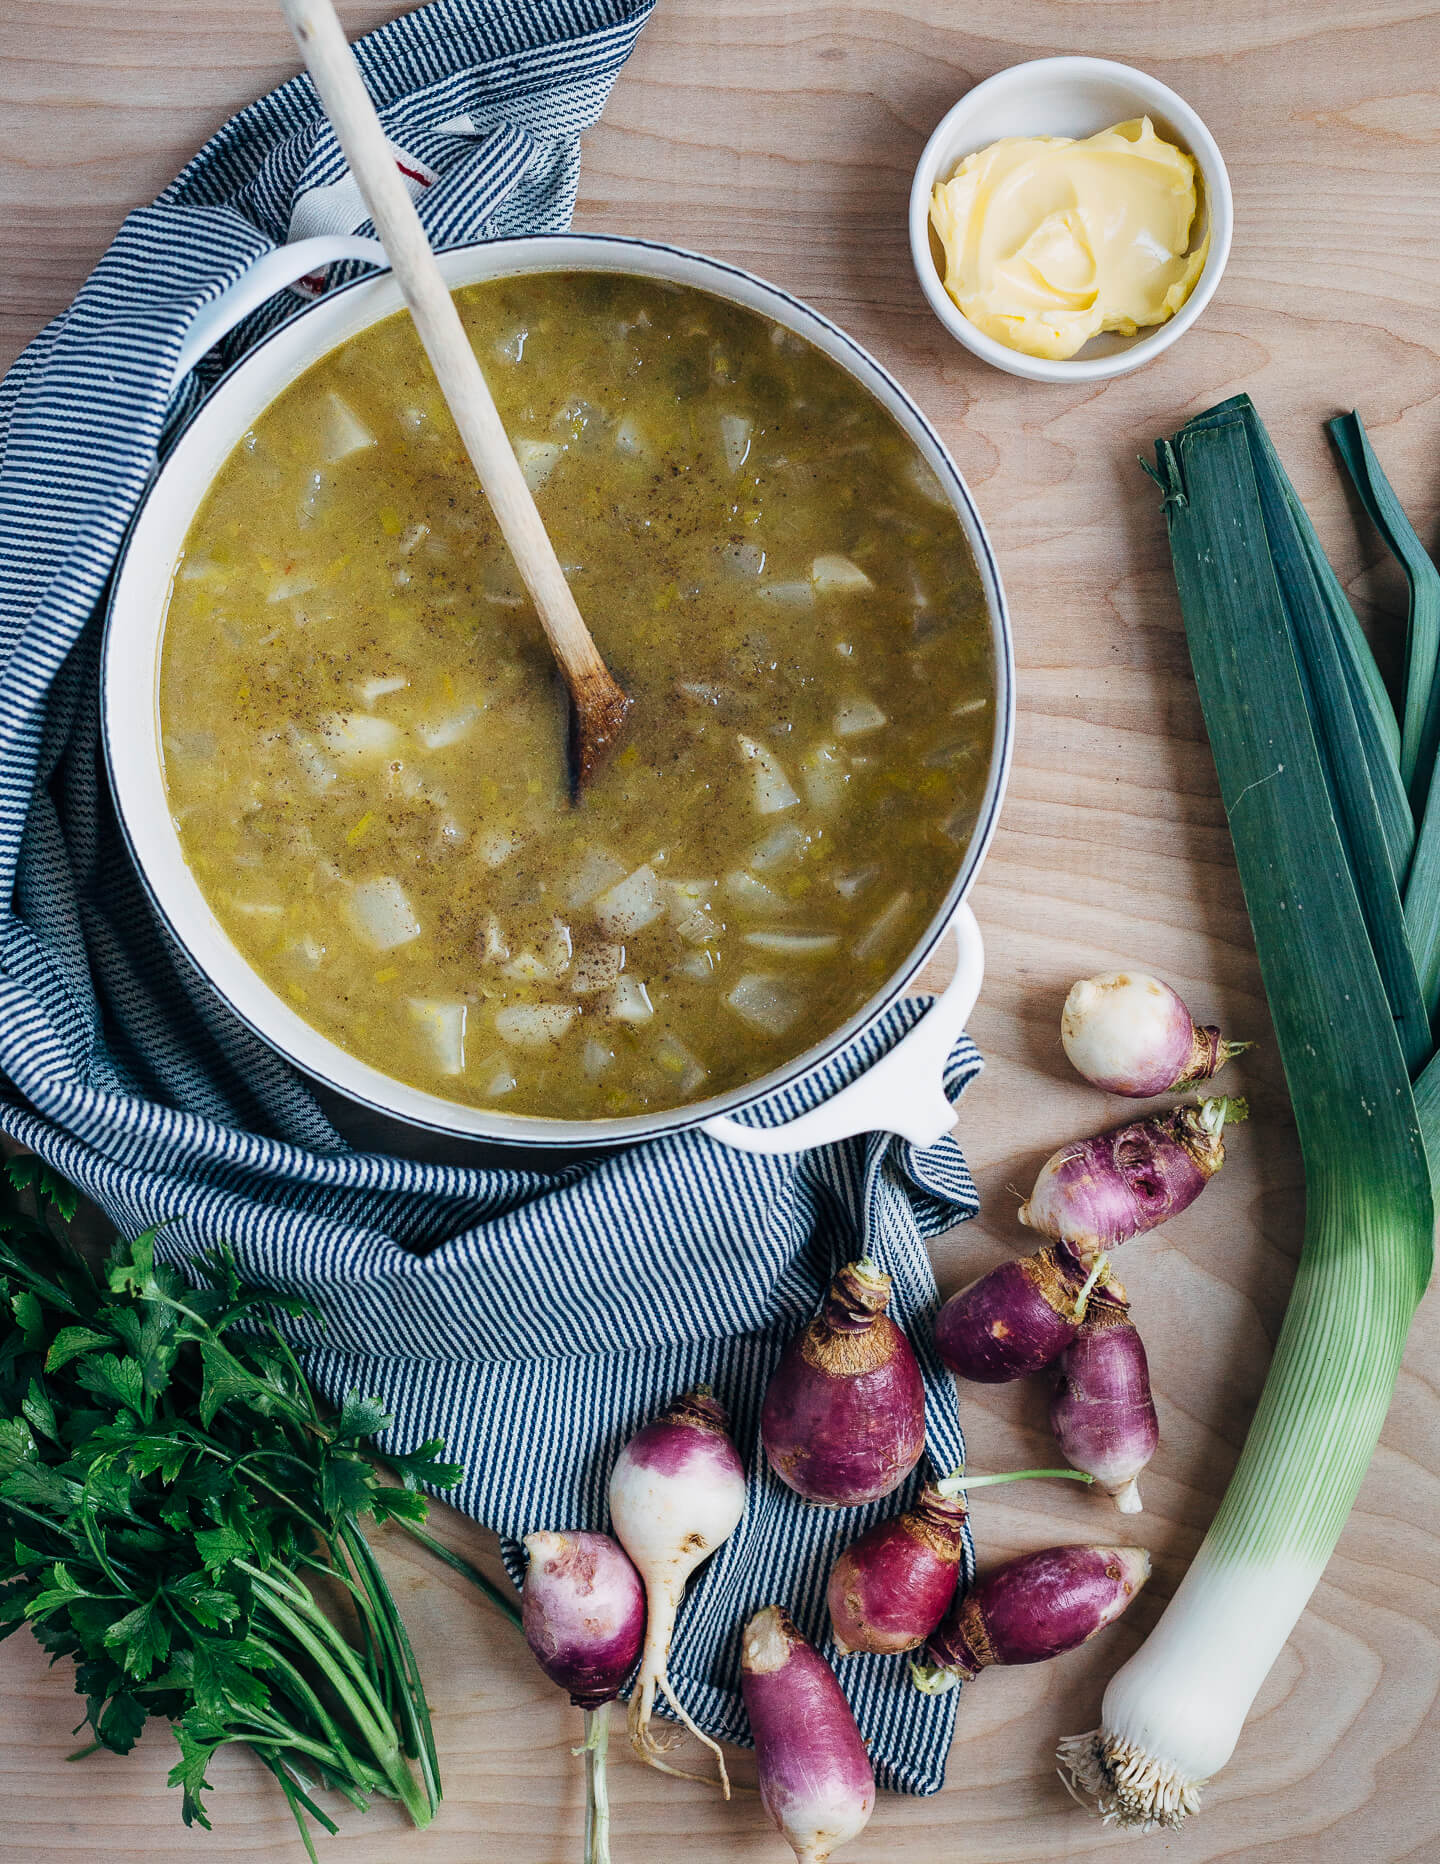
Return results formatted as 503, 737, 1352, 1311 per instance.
761, 1258, 925, 1505
933, 1241, 1115, 1383
1049, 1286, 1159, 1512
522, 1531, 645, 1864
1018, 1097, 1247, 1260
912, 1544, 1151, 1694
1062, 971, 1249, 1097
826, 1482, 968, 1656
742, 1605, 875, 1864
608, 1387, 746, 1792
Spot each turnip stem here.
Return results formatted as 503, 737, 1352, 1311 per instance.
935, 1467, 1095, 1499
575, 1707, 610, 1864
1073, 1253, 1109, 1323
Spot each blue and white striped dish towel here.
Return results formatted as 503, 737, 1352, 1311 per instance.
0, 0, 983, 1794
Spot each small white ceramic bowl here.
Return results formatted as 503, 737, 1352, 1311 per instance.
909, 56, 1233, 383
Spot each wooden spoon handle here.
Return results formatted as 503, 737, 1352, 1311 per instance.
278, 0, 615, 700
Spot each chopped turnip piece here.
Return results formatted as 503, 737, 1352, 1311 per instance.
291, 935, 325, 968
743, 932, 840, 958
583, 1039, 614, 1078
356, 675, 408, 707
477, 830, 519, 868
348, 877, 421, 951
566, 845, 628, 909
321, 392, 376, 463
408, 998, 466, 1076
812, 553, 873, 593
756, 580, 815, 608
267, 571, 317, 603
594, 865, 664, 937
942, 804, 977, 845
800, 741, 849, 813
679, 681, 726, 706
485, 1065, 518, 1097
737, 735, 800, 815
722, 541, 765, 578
853, 891, 912, 961
399, 522, 430, 555
543, 918, 574, 976
571, 943, 626, 994
726, 973, 803, 1036
834, 866, 878, 900
667, 878, 718, 945
724, 869, 790, 916
502, 948, 552, 982
615, 416, 648, 457
721, 414, 753, 473
483, 916, 510, 964
495, 327, 527, 363
514, 437, 563, 491
495, 1003, 576, 1047
678, 948, 718, 981
904, 451, 950, 505
834, 697, 888, 738
418, 708, 478, 750
607, 976, 655, 1024
318, 713, 402, 762
748, 822, 806, 871
656, 1034, 708, 1096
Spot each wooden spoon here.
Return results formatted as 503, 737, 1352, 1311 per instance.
278, 0, 630, 794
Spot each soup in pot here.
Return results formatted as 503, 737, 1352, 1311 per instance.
159, 272, 993, 1119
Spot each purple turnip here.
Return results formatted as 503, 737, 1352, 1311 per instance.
1018, 1097, 1247, 1260
608, 1387, 746, 1792
824, 1467, 1097, 1657
523, 1530, 645, 1864
1050, 1287, 1159, 1513
1062, 971, 1249, 1097
933, 1241, 1116, 1384
826, 1481, 968, 1656
761, 1258, 925, 1506
522, 1529, 645, 1706
911, 1543, 1151, 1694
742, 1605, 875, 1864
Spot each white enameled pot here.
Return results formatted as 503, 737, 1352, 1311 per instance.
104, 234, 1014, 1152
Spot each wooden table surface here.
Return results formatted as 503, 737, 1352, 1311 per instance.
3, 1, 1440, 1860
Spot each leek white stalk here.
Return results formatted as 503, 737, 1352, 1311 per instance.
1058, 1184, 1427, 1824
1060, 399, 1435, 1830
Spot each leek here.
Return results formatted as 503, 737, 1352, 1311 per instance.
1059, 397, 1435, 1829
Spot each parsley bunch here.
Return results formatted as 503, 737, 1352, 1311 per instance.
0, 1163, 470, 1858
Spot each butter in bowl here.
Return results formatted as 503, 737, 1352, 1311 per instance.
909, 57, 1233, 383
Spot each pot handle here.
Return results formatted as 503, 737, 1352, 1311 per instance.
702, 901, 984, 1156
172, 235, 389, 389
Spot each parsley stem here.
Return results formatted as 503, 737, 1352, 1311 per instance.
393, 1517, 523, 1630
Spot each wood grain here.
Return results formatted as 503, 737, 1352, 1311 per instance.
3, 1, 1440, 1859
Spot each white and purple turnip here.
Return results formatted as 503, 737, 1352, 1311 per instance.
608, 1386, 746, 1791
761, 1258, 925, 1506
1062, 971, 1249, 1097
522, 1530, 646, 1864
933, 1241, 1115, 1384
911, 1543, 1151, 1694
742, 1605, 875, 1864
1018, 1097, 1247, 1260
1049, 1287, 1160, 1513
